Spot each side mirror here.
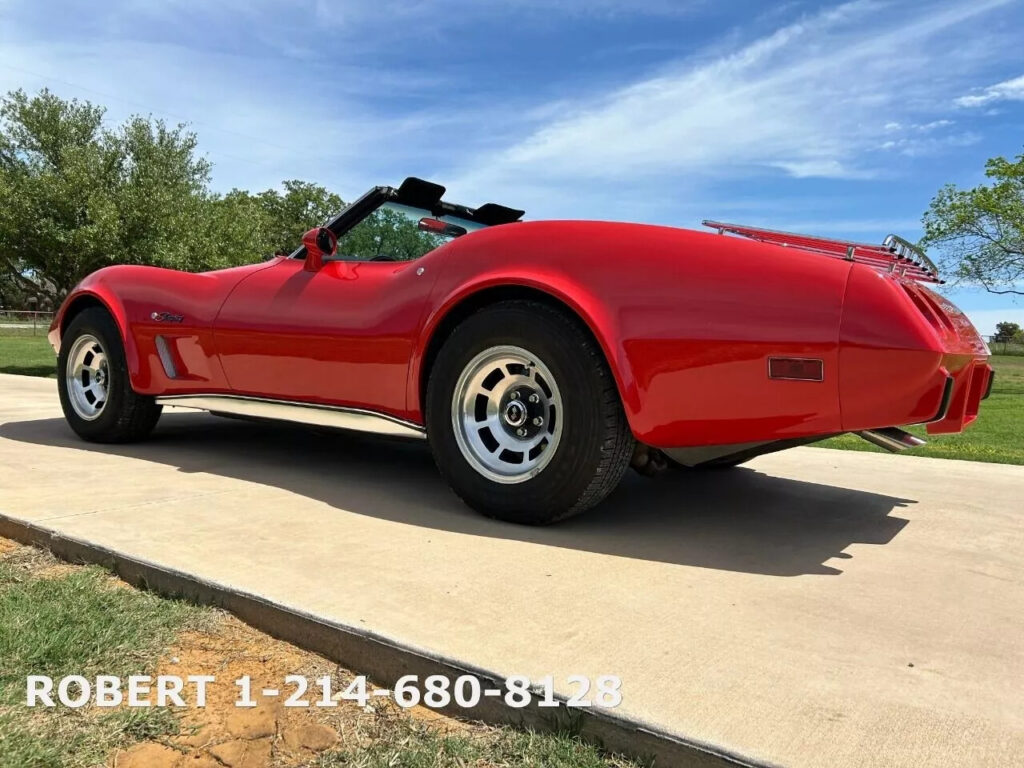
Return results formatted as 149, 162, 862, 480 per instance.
302, 227, 337, 272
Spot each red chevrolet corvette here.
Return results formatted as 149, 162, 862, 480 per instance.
50, 178, 992, 524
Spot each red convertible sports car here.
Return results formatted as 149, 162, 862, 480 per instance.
50, 178, 992, 524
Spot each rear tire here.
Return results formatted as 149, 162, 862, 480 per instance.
58, 307, 162, 443
426, 301, 634, 524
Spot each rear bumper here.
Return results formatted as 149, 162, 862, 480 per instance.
926, 358, 993, 434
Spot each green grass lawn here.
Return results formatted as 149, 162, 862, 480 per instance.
0, 548, 210, 768
1, 332, 1021, 465
0, 334, 55, 377
986, 353, 1024, 394
816, 355, 1024, 465
0, 541, 637, 768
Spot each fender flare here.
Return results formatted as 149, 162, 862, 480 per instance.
55, 286, 141, 384
408, 275, 641, 428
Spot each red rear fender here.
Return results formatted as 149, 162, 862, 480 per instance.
838, 266, 989, 433
412, 221, 851, 446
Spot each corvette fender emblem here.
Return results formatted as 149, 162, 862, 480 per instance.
150, 311, 184, 323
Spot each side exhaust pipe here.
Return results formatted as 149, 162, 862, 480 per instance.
856, 427, 926, 453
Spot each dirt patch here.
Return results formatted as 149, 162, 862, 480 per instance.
0, 537, 470, 768
3, 536, 630, 768
0, 536, 58, 570
34, 562, 80, 579
0, 536, 123, 580
108, 615, 470, 767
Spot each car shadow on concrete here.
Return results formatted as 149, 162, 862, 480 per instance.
0, 413, 914, 577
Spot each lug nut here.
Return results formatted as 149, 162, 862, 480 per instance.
532, 417, 543, 426
528, 393, 540, 403
516, 428, 527, 437
510, 391, 520, 400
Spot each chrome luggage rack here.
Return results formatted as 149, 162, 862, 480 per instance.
702, 220, 942, 284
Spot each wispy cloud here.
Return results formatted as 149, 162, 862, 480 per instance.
955, 74, 1024, 107
0, 21, 523, 196
447, 0, 1016, 211
311, 0, 704, 27
0, 0, 1021, 225
879, 131, 980, 158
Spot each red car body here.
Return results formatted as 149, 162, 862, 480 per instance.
50, 179, 991, 505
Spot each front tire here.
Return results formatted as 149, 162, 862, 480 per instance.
426, 301, 634, 524
58, 307, 162, 443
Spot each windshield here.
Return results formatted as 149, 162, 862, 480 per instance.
336, 202, 486, 262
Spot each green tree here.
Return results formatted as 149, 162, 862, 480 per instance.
0, 273, 30, 309
0, 88, 445, 298
254, 180, 343, 254
186, 190, 277, 270
339, 207, 444, 261
993, 321, 1023, 343
0, 89, 223, 299
922, 151, 1024, 296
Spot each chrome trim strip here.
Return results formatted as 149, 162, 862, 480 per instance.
155, 394, 426, 439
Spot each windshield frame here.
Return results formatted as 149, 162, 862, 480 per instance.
288, 177, 524, 261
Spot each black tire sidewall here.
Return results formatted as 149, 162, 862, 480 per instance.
426, 303, 620, 523
58, 308, 134, 440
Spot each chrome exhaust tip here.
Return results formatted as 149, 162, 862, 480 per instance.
856, 427, 926, 453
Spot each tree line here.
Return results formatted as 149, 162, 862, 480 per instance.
1, 88, 1022, 311
1, 89, 375, 308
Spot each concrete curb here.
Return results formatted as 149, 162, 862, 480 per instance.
0, 512, 774, 768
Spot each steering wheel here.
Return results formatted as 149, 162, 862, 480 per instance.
369, 253, 398, 262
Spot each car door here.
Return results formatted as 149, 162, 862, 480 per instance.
212, 256, 434, 422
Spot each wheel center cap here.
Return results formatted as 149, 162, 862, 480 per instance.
504, 400, 527, 427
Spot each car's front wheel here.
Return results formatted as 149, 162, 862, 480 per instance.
58, 307, 162, 443
426, 300, 634, 524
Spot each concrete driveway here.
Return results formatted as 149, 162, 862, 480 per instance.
1, 373, 1021, 767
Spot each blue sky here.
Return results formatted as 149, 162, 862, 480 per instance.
1, 0, 1022, 333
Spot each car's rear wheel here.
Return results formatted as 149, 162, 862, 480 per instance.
426, 300, 634, 524
58, 307, 162, 443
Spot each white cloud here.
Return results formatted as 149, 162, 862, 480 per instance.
447, 0, 1016, 210
916, 119, 953, 132
955, 74, 1024, 107
1, 0, 1019, 224
311, 0, 702, 26
879, 130, 980, 157
0, 34, 521, 197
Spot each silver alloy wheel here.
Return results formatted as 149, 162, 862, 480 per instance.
66, 334, 110, 421
451, 345, 564, 484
